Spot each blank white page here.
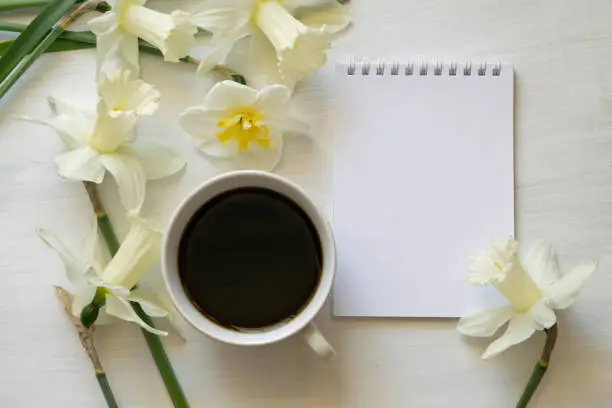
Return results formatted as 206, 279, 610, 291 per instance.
332, 61, 514, 317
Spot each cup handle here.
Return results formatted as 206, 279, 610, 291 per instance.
302, 322, 335, 359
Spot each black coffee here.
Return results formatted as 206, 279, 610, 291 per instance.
178, 187, 322, 330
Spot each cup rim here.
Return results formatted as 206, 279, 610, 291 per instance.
161, 171, 335, 346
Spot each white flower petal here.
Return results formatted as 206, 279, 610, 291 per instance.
90, 14, 140, 78
196, 22, 251, 74
230, 125, 283, 171
37, 228, 88, 286
255, 85, 292, 116
99, 153, 147, 213
127, 292, 168, 318
164, 11, 199, 62
55, 147, 105, 183
528, 299, 557, 330
88, 102, 137, 153
130, 272, 186, 339
88, 10, 117, 35
456, 307, 513, 338
98, 71, 160, 116
296, 3, 352, 34
121, 5, 196, 62
482, 313, 536, 359
99, 282, 131, 298
85, 217, 110, 275
191, 6, 250, 34
467, 237, 518, 285
255, 1, 330, 86
104, 294, 168, 336
21, 98, 93, 148
277, 29, 330, 85
203, 80, 259, 110
197, 32, 241, 74
544, 262, 597, 309
120, 143, 186, 180
523, 241, 560, 288
47, 97, 95, 146
179, 107, 224, 137
179, 107, 234, 155
248, 29, 285, 88
117, 33, 140, 76
100, 215, 162, 289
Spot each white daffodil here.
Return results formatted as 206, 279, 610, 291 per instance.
89, 0, 197, 76
193, 0, 351, 88
457, 237, 597, 359
180, 80, 308, 171
24, 71, 185, 213
38, 216, 170, 335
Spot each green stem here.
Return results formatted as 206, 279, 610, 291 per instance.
133, 303, 190, 408
96, 371, 119, 408
0, 25, 62, 98
516, 324, 558, 408
82, 182, 190, 408
0, 21, 148, 52
97, 217, 120, 255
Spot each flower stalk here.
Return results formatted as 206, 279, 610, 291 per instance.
516, 324, 558, 408
82, 181, 190, 408
55, 286, 119, 408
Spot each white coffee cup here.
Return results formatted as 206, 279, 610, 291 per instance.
162, 171, 336, 359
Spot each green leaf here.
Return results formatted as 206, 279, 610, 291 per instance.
0, 0, 109, 11
0, 26, 65, 99
0, 38, 93, 56
0, 0, 50, 11
0, 0, 79, 81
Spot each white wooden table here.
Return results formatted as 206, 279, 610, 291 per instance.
1, 1, 612, 407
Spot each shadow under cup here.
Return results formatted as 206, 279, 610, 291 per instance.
162, 171, 335, 346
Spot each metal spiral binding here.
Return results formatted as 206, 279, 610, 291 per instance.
345, 59, 503, 77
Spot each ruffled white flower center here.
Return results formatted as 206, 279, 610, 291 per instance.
216, 110, 272, 152
86, 103, 135, 154
119, 4, 196, 62
98, 70, 160, 116
254, 1, 330, 83
468, 238, 542, 311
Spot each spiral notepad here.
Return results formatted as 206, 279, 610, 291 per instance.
332, 59, 515, 318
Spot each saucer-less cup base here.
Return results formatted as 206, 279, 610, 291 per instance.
162, 171, 336, 358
